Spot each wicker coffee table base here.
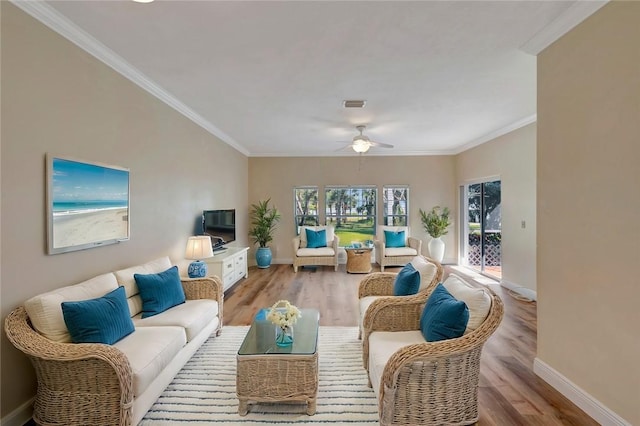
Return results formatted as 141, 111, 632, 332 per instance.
236, 353, 319, 416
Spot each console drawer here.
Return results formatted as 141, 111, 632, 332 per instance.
204, 247, 249, 293
222, 259, 234, 275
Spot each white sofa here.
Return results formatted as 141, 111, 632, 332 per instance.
4, 256, 223, 426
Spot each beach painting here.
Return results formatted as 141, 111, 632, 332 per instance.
47, 155, 130, 254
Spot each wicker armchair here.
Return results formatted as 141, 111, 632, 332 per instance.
362, 278, 504, 426
292, 227, 339, 272
374, 226, 422, 271
358, 255, 443, 338
4, 276, 223, 426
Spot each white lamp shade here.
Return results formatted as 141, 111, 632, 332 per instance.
185, 236, 214, 260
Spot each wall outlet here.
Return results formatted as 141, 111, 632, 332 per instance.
521, 220, 526, 229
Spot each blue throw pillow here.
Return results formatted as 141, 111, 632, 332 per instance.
420, 283, 469, 342
306, 228, 327, 248
134, 266, 185, 318
393, 263, 421, 296
384, 230, 406, 248
61, 286, 134, 345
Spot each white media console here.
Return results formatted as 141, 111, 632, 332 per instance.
204, 246, 249, 292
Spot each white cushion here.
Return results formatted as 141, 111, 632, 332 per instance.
127, 296, 144, 320
114, 256, 172, 316
114, 326, 186, 397
368, 330, 425, 398
384, 247, 417, 257
359, 295, 382, 331
24, 273, 119, 343
296, 247, 336, 257
377, 226, 409, 245
299, 226, 335, 248
410, 256, 438, 291
442, 273, 492, 333
133, 299, 219, 342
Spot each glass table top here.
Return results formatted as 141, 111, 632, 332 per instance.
238, 308, 320, 356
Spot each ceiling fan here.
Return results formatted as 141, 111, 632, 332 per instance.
342, 125, 394, 153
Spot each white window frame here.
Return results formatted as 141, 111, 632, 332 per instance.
382, 185, 409, 226
293, 186, 319, 235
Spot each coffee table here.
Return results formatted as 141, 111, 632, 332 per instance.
236, 308, 320, 415
345, 246, 373, 273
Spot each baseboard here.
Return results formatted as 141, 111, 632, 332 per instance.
1, 397, 33, 426
533, 358, 631, 426
500, 279, 537, 301
268, 257, 452, 268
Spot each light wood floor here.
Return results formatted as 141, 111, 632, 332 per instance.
224, 264, 598, 426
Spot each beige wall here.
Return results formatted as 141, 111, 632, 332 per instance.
248, 156, 457, 264
537, 2, 639, 424
1, 3, 248, 419
456, 123, 537, 297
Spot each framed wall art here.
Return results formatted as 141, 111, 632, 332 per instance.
47, 154, 130, 254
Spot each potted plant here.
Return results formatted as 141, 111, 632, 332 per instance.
249, 198, 281, 268
419, 206, 451, 262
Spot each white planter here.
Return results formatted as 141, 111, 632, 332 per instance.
428, 237, 445, 262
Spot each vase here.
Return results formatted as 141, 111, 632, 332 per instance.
428, 237, 445, 263
187, 260, 207, 278
275, 325, 294, 347
256, 247, 272, 268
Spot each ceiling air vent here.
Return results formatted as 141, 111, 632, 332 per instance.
343, 100, 366, 108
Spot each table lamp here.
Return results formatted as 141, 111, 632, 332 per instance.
185, 235, 214, 278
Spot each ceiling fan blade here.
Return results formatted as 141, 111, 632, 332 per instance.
369, 141, 394, 149
334, 143, 353, 152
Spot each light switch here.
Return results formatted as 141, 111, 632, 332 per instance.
521, 220, 526, 229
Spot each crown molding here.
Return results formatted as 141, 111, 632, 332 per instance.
10, 0, 249, 156
11, 0, 576, 158
248, 149, 454, 158
520, 0, 609, 55
452, 114, 537, 155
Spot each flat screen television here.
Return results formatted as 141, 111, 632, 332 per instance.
202, 209, 236, 249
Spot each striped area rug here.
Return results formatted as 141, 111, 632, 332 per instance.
140, 326, 380, 425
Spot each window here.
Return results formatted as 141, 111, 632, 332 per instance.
294, 187, 319, 234
325, 186, 376, 247
383, 186, 409, 226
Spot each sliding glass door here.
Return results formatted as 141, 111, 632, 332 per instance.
462, 180, 501, 278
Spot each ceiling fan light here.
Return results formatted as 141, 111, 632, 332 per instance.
352, 141, 370, 153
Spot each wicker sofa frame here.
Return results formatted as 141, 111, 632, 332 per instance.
292, 235, 339, 272
362, 279, 504, 426
4, 276, 223, 426
373, 236, 423, 271
358, 255, 444, 339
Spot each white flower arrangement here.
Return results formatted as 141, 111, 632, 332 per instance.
266, 300, 301, 329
